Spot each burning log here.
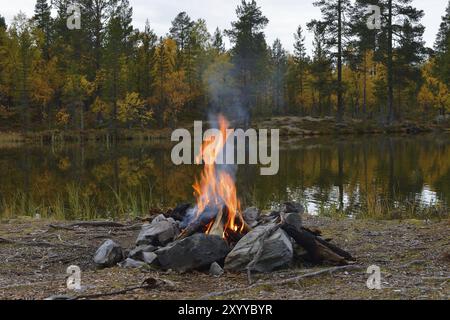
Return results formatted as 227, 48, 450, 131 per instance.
167, 203, 192, 222
177, 205, 251, 242
176, 206, 218, 240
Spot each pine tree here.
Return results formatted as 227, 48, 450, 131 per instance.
310, 0, 352, 122
356, 0, 425, 123
435, 1, 450, 54
79, 0, 114, 72
395, 19, 425, 115
225, 0, 269, 124
270, 39, 287, 115
349, 1, 378, 116
33, 0, 52, 60
170, 12, 194, 52
292, 25, 309, 114
136, 20, 157, 100
9, 13, 38, 133
0, 14, 6, 29
435, 1, 450, 88
308, 21, 333, 116
152, 37, 177, 125
103, 0, 134, 136
185, 19, 210, 91
212, 27, 225, 53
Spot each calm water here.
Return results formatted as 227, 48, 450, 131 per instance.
1, 134, 449, 220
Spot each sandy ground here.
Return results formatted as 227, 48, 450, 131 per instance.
0, 215, 448, 300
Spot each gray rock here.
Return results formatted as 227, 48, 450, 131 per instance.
119, 258, 146, 269
128, 245, 157, 261
136, 215, 179, 246
209, 262, 224, 277
282, 201, 305, 214
225, 224, 293, 273
281, 212, 302, 232
152, 214, 168, 224
93, 240, 124, 268
156, 234, 230, 272
243, 207, 260, 228
142, 252, 158, 265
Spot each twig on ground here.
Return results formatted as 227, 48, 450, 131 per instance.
201, 265, 363, 300
63, 221, 126, 228
0, 237, 89, 249
73, 285, 147, 300
73, 277, 175, 300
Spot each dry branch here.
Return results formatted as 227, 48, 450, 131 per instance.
73, 277, 175, 300
0, 237, 89, 249
67, 221, 126, 228
201, 265, 363, 299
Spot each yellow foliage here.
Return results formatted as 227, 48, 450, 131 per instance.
91, 97, 111, 119
117, 92, 153, 125
162, 71, 191, 124
58, 157, 71, 171
56, 108, 70, 126
419, 59, 450, 113
63, 75, 93, 99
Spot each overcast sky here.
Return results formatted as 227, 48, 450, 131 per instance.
1, 0, 448, 53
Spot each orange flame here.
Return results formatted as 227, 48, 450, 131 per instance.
192, 115, 244, 239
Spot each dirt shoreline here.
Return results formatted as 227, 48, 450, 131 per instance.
1, 117, 449, 144
0, 215, 448, 300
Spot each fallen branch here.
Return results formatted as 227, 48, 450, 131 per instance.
0, 237, 13, 244
0, 277, 66, 291
0, 237, 89, 249
48, 224, 76, 231
67, 221, 126, 228
73, 285, 146, 300
201, 265, 363, 300
49, 222, 142, 233
73, 277, 175, 300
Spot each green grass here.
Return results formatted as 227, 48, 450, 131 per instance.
0, 182, 159, 221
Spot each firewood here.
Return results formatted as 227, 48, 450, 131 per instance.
177, 206, 251, 241
176, 211, 216, 240
167, 203, 192, 221
281, 224, 354, 265
314, 234, 353, 261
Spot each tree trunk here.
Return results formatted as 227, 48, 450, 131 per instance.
337, 0, 344, 123
387, 0, 395, 124
363, 52, 367, 117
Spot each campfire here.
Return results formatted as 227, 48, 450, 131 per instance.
179, 115, 248, 242
94, 115, 355, 276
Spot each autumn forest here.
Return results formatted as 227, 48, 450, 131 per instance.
0, 0, 449, 133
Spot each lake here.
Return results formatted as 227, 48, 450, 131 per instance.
0, 133, 449, 220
